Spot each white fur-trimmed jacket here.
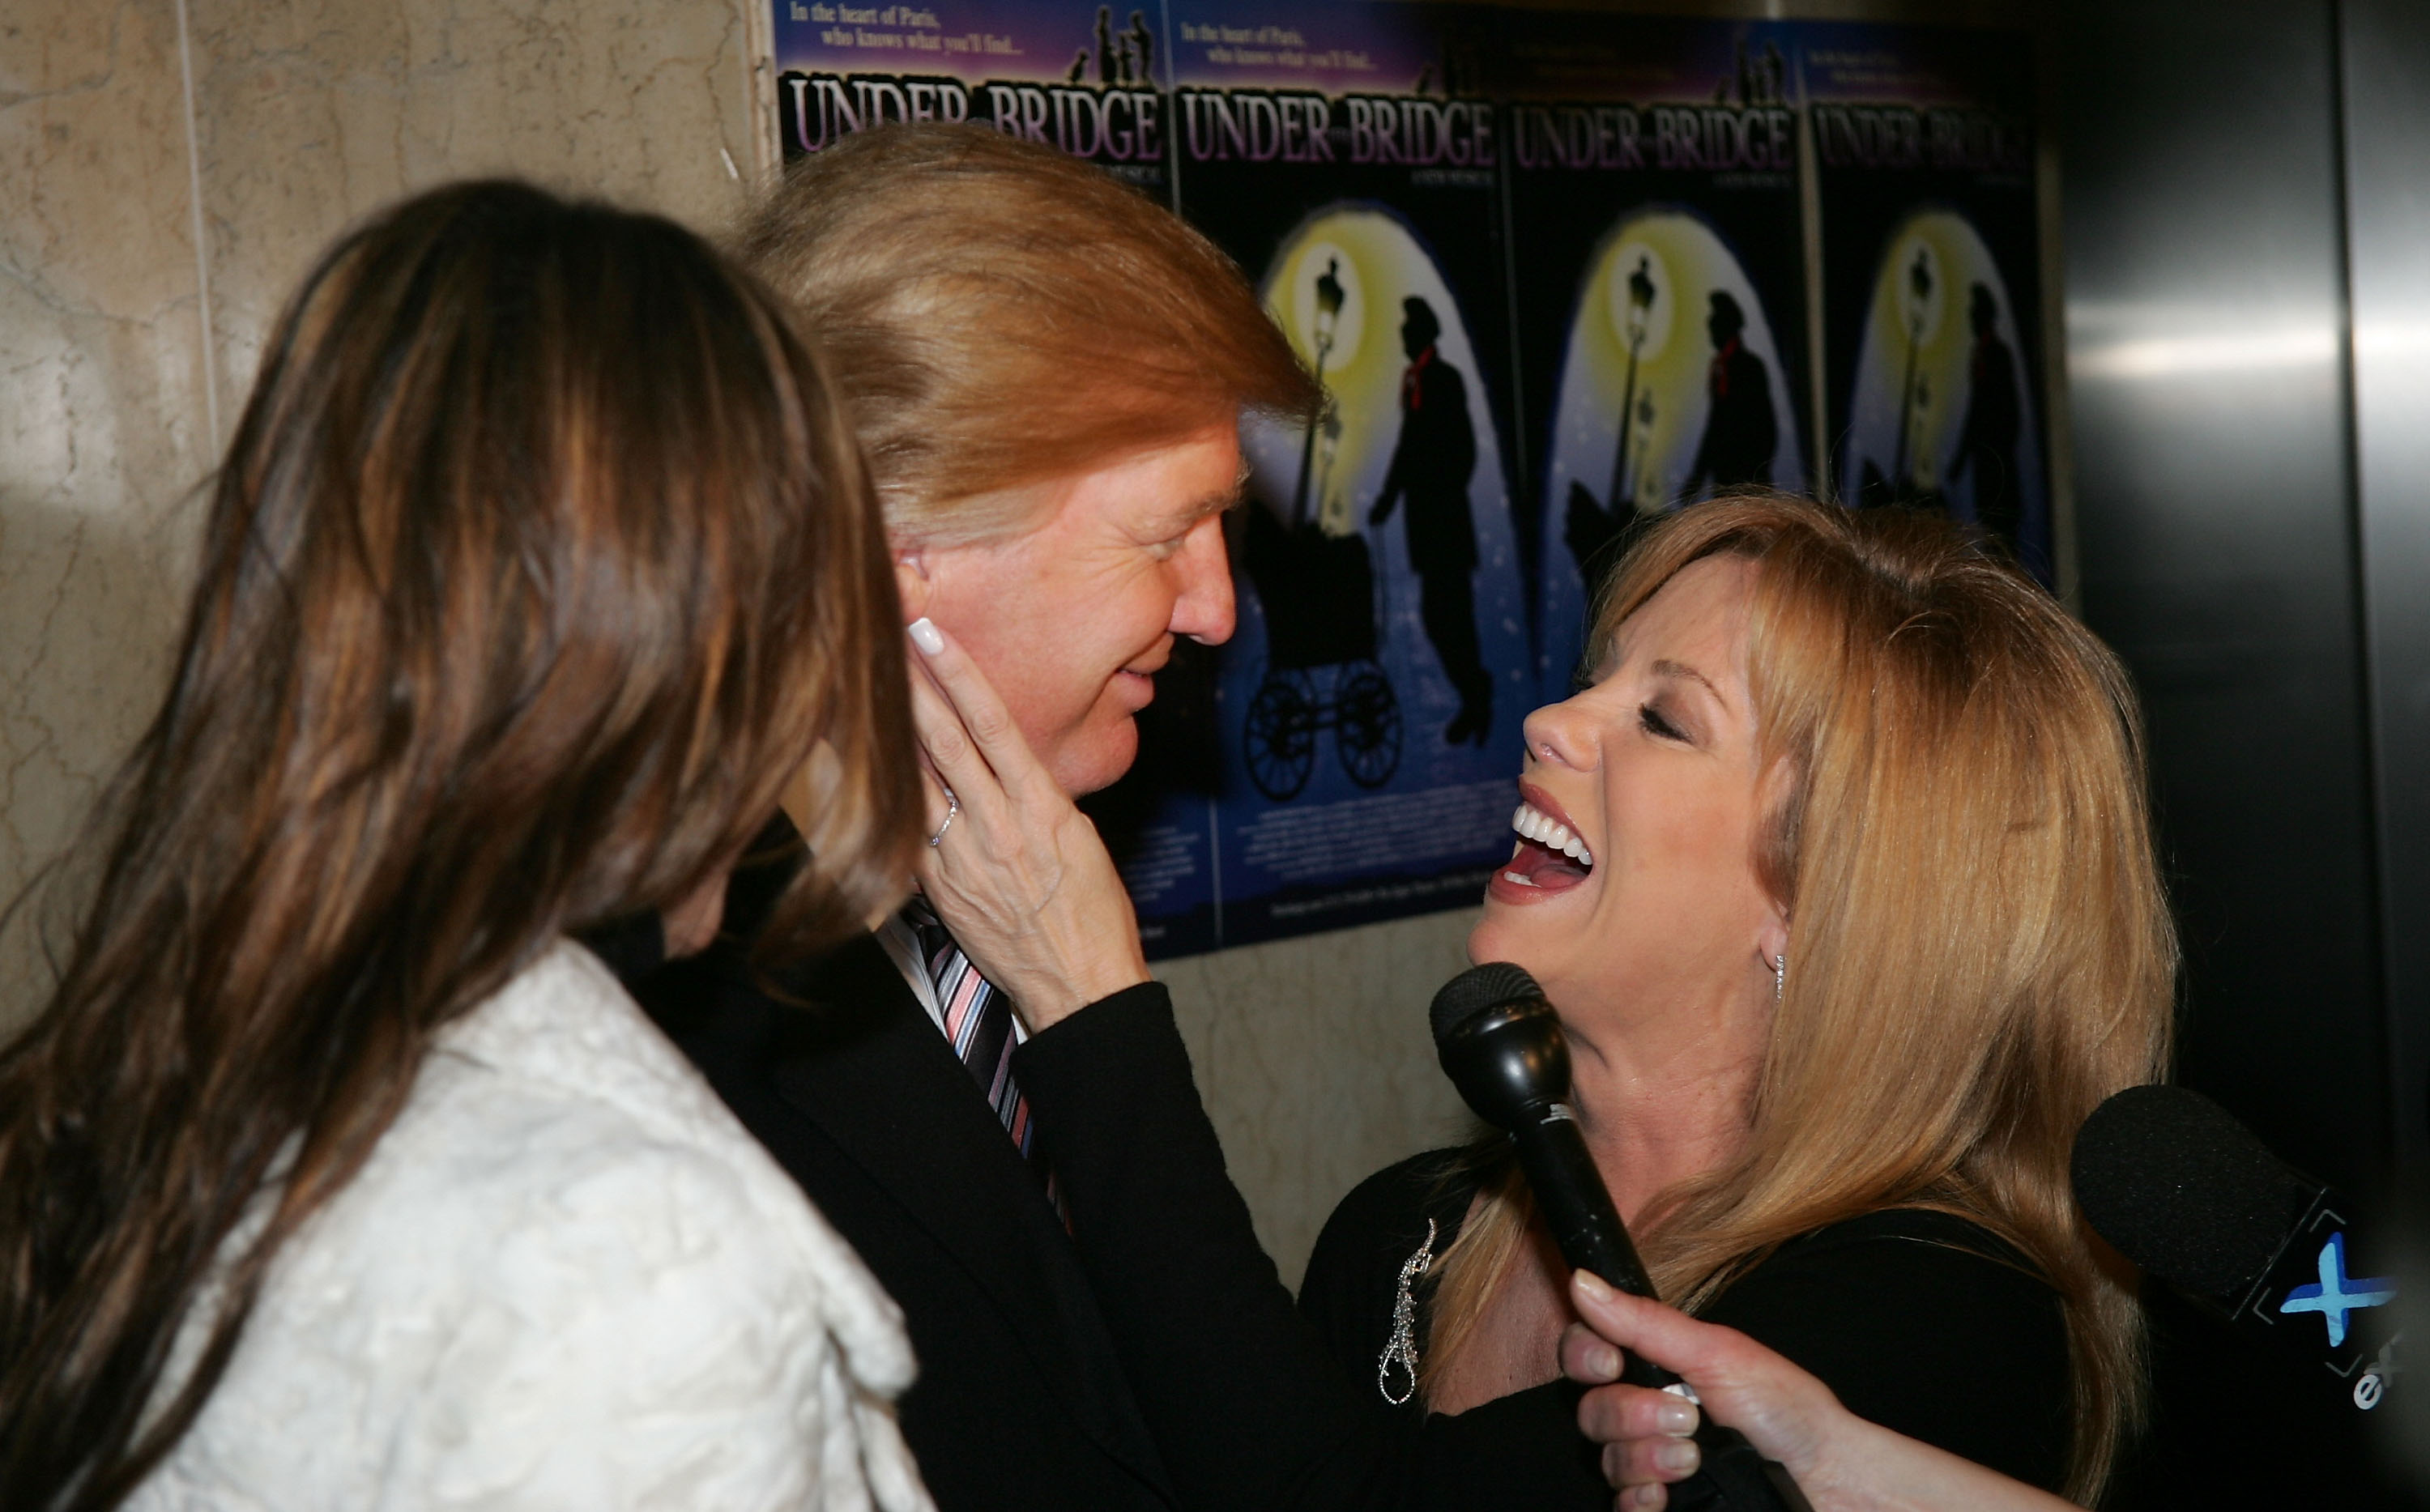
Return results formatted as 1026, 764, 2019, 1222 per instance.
130, 940, 932, 1512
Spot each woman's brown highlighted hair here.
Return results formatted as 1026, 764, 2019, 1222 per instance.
735, 123, 1319, 543
0, 181, 920, 1510
1422, 496, 2175, 1504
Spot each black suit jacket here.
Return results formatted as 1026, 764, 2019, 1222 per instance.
1017, 987, 1612, 1512
634, 838, 1176, 1512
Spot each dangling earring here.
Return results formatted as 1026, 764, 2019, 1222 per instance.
1772, 952, 1786, 1008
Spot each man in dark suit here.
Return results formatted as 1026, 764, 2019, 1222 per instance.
633, 125, 1317, 1512
1369, 296, 1493, 747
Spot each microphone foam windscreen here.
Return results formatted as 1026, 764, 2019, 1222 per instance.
1430, 962, 1544, 1046
2070, 1084, 2321, 1304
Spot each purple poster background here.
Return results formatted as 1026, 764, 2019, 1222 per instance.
774, 0, 1172, 187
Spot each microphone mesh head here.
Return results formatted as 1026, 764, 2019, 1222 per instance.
1430, 962, 1544, 1046
2070, 1084, 2321, 1304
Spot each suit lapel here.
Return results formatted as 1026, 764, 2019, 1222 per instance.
762, 935, 1171, 1498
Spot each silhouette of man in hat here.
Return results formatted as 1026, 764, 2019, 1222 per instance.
1682, 290, 1777, 498
1947, 282, 2022, 548
1371, 296, 1493, 747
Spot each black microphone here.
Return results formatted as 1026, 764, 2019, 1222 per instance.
1431, 964, 1813, 1512
2072, 1084, 2402, 1412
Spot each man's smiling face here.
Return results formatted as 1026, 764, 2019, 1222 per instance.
903, 424, 1243, 797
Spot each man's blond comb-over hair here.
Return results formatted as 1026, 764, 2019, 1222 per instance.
737, 124, 1320, 543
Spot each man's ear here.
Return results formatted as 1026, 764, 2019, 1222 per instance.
893, 549, 932, 624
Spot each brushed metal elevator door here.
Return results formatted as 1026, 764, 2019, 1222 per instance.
2341, 0, 2430, 1188
2061, 1, 2422, 1501
2061, 0, 2387, 1198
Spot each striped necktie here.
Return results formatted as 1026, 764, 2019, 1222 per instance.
901, 897, 1040, 1164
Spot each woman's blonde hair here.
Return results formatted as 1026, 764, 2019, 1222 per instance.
1423, 496, 2174, 1502
735, 123, 1319, 543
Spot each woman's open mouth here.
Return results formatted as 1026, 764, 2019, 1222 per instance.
1491, 799, 1594, 898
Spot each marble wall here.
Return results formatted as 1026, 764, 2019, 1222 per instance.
4, 2, 215, 1020
1162, 910, 1479, 1282
0, 0, 1473, 1280
2, 0, 772, 1016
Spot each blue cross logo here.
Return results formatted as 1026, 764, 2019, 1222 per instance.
2279, 1232, 2396, 1348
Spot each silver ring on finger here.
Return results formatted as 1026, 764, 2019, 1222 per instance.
927, 786, 960, 847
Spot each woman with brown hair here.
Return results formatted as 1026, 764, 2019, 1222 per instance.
0, 181, 931, 1511
903, 493, 2173, 1509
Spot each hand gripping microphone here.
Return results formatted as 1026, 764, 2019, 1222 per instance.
2072, 1084, 2403, 1412
1432, 964, 1813, 1512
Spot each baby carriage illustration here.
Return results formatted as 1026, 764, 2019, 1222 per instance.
1237, 504, 1403, 802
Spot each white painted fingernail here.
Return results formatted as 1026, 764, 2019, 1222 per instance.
908, 618, 944, 655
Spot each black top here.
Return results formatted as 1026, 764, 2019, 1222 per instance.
1017, 991, 2074, 1511
1303, 1153, 2076, 1497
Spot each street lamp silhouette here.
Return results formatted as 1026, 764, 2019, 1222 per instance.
1606, 254, 1656, 513
1626, 388, 1657, 505
1314, 408, 1345, 530
1292, 256, 1347, 526
1892, 245, 1933, 493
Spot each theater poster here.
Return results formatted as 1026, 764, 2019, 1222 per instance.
1801, 23, 2052, 582
770, 0, 1173, 188
1495, 13, 1811, 705
1079, 1, 1533, 955
759, 6, 2061, 954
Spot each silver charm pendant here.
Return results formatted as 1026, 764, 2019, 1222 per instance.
1377, 1218, 1439, 1406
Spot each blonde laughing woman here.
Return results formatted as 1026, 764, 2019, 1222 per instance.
902, 493, 2174, 1511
